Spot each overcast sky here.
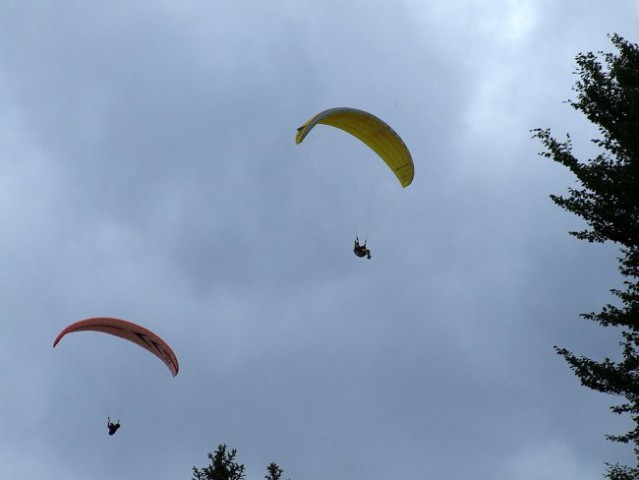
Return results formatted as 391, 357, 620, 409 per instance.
2, 1, 639, 479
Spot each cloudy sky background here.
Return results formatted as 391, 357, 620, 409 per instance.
2, 1, 639, 479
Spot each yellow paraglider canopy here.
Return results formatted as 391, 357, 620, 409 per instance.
296, 107, 414, 188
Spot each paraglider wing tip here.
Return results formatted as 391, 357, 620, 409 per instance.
295, 128, 306, 145
52, 332, 65, 348
295, 116, 317, 145
395, 162, 414, 188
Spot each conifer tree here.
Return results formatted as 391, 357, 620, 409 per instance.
192, 445, 288, 480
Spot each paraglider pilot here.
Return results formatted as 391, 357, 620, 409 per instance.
107, 417, 121, 436
353, 237, 371, 259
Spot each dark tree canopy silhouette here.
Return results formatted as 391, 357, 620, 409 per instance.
192, 444, 289, 480
265, 462, 287, 480
533, 34, 639, 480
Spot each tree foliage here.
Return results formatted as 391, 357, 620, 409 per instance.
192, 444, 288, 480
265, 462, 287, 480
533, 34, 639, 479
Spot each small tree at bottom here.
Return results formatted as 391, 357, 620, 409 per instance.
192, 444, 289, 480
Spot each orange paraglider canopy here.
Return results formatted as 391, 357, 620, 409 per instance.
53, 317, 179, 377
